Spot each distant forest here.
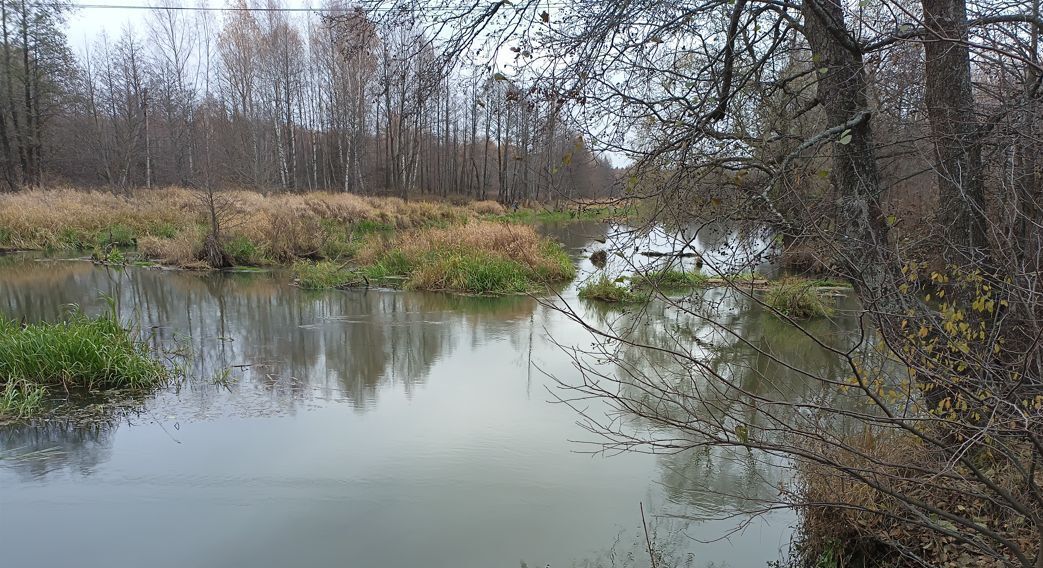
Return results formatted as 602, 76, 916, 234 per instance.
0, 1, 618, 202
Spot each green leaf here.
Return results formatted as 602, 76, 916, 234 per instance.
886, 214, 898, 226
818, 67, 829, 74
838, 129, 853, 145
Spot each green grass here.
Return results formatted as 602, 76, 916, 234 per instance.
629, 269, 708, 291
0, 307, 170, 419
225, 234, 266, 265
579, 275, 648, 303
95, 224, 136, 248
361, 244, 574, 295
148, 222, 179, 239
0, 380, 45, 419
407, 252, 533, 294
57, 227, 91, 249
763, 278, 834, 318
292, 260, 365, 289
352, 219, 396, 235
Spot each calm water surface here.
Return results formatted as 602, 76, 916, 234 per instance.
0, 223, 855, 568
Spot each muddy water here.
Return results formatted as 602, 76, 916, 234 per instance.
0, 224, 858, 568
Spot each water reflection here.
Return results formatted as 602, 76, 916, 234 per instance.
568, 286, 865, 520
0, 237, 855, 568
0, 259, 539, 417
0, 419, 118, 480
579, 221, 776, 280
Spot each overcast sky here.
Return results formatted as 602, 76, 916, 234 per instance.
65, 1, 316, 51
67, 1, 153, 48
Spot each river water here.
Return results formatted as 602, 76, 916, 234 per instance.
0, 222, 859, 568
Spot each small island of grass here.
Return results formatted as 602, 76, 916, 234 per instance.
0, 308, 171, 420
293, 221, 575, 295
579, 275, 649, 304
763, 278, 835, 318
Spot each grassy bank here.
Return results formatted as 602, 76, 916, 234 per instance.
0, 187, 506, 262
0, 189, 598, 296
294, 221, 575, 295
0, 308, 170, 419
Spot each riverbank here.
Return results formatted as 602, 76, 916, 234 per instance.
0, 188, 610, 294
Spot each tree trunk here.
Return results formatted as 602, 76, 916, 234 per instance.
801, 0, 896, 308
922, 0, 990, 263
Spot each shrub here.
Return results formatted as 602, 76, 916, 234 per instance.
763, 278, 834, 318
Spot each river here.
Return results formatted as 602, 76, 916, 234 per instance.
0, 222, 860, 568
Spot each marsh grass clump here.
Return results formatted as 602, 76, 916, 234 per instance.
579, 275, 647, 303
629, 269, 708, 291
292, 260, 364, 290
589, 249, 607, 268
763, 278, 834, 318
355, 221, 575, 295
0, 307, 170, 419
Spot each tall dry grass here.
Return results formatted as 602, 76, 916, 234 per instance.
360, 221, 572, 276
0, 187, 198, 249
0, 187, 504, 266
352, 220, 576, 294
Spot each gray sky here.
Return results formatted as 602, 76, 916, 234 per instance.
65, 1, 317, 50
66, 1, 152, 48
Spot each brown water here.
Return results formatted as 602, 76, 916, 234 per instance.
0, 223, 859, 568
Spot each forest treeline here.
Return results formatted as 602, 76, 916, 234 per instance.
0, 1, 617, 202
